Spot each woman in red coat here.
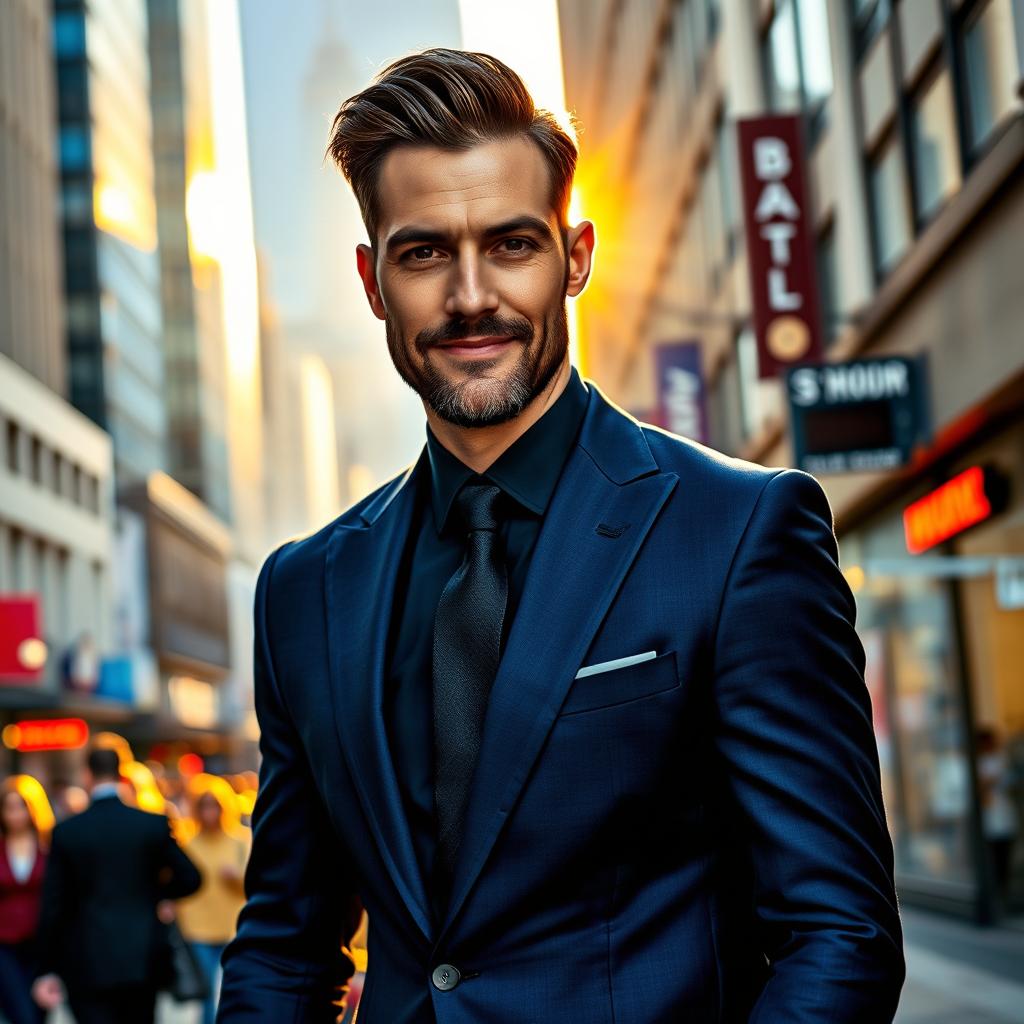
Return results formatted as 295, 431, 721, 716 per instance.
0, 781, 47, 1024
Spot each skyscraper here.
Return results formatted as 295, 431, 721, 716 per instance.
53, 0, 167, 487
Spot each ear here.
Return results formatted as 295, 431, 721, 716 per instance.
356, 243, 386, 321
565, 220, 595, 298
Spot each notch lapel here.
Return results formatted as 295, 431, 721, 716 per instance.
439, 390, 679, 939
324, 454, 433, 941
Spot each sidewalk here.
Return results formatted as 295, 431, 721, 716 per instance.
896, 908, 1024, 1023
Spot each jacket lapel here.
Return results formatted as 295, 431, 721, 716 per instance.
324, 452, 434, 941
439, 386, 679, 939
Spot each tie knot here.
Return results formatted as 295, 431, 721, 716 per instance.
453, 481, 503, 533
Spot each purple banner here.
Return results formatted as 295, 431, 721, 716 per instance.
655, 341, 707, 444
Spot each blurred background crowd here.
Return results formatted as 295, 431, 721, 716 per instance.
1, 0, 1023, 1021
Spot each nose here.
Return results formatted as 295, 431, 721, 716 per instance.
444, 251, 499, 322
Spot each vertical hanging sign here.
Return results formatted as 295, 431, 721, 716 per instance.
655, 340, 708, 444
737, 115, 824, 378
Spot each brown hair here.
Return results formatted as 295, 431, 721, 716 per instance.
326, 48, 578, 244
0, 783, 37, 838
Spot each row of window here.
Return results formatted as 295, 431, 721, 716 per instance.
4, 418, 103, 515
859, 0, 1020, 277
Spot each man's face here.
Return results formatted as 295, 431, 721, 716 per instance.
357, 136, 593, 427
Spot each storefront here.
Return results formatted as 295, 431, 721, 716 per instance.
840, 414, 1024, 923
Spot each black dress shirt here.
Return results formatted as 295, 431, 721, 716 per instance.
384, 367, 589, 923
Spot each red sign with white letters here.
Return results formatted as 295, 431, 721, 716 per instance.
737, 115, 824, 378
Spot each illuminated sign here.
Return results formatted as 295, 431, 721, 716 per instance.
0, 596, 47, 682
2, 718, 90, 753
903, 466, 1008, 554
786, 356, 930, 473
737, 115, 824, 378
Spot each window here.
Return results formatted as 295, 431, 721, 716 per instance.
765, 0, 803, 112
795, 0, 834, 109
61, 183, 93, 225
910, 70, 962, 223
59, 126, 90, 171
716, 117, 741, 260
53, 11, 86, 56
962, 0, 1022, 154
765, 0, 834, 135
817, 223, 840, 344
53, 453, 65, 497
851, 0, 893, 56
869, 135, 913, 274
30, 436, 43, 486
6, 421, 19, 474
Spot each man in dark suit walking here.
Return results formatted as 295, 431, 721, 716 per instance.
218, 48, 904, 1023
32, 747, 201, 1023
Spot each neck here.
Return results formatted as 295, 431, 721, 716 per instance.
424, 356, 572, 474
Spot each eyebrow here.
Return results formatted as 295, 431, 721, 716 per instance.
384, 215, 557, 255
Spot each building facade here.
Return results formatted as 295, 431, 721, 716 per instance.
53, 0, 168, 487
0, 352, 118, 777
0, 0, 66, 394
147, 0, 233, 524
559, 0, 1024, 922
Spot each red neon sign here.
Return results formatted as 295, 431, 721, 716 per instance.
903, 466, 996, 554
3, 718, 90, 753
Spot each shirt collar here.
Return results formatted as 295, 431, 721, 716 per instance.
427, 366, 589, 534
90, 782, 122, 802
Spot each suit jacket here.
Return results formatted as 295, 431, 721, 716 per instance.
36, 796, 201, 992
218, 381, 904, 1023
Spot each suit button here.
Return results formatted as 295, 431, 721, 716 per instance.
431, 963, 461, 991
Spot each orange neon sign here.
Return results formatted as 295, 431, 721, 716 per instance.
903, 466, 998, 554
2, 718, 90, 753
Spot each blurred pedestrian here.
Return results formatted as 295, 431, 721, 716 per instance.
977, 725, 1020, 901
175, 778, 249, 1024
30, 746, 202, 1024
0, 781, 48, 1024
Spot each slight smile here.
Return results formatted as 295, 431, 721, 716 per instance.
435, 336, 519, 359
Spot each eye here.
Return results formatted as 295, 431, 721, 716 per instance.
496, 237, 534, 254
408, 245, 437, 261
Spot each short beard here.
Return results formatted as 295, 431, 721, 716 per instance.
386, 307, 569, 428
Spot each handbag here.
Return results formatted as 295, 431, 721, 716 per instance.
162, 921, 211, 1003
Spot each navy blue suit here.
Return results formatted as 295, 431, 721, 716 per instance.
218, 380, 904, 1023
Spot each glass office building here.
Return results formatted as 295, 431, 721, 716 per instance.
53, 0, 167, 488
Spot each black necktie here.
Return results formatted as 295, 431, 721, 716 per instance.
432, 480, 508, 883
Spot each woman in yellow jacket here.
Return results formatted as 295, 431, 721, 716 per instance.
175, 776, 250, 1024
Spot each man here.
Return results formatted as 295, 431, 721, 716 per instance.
219, 48, 904, 1023
32, 747, 201, 1023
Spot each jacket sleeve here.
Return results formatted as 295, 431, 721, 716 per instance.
218, 545, 363, 1023
35, 829, 70, 977
712, 470, 905, 1022
155, 815, 201, 900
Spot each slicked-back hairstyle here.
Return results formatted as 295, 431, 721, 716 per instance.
326, 48, 578, 245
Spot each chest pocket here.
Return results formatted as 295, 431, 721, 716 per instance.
559, 650, 679, 716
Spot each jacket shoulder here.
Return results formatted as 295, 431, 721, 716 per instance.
260, 463, 416, 586
639, 423, 781, 493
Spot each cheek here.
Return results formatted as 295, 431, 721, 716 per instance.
381, 277, 443, 335
497, 263, 565, 321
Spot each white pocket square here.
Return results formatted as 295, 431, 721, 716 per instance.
574, 650, 658, 679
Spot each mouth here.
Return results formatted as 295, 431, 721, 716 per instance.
434, 335, 519, 359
